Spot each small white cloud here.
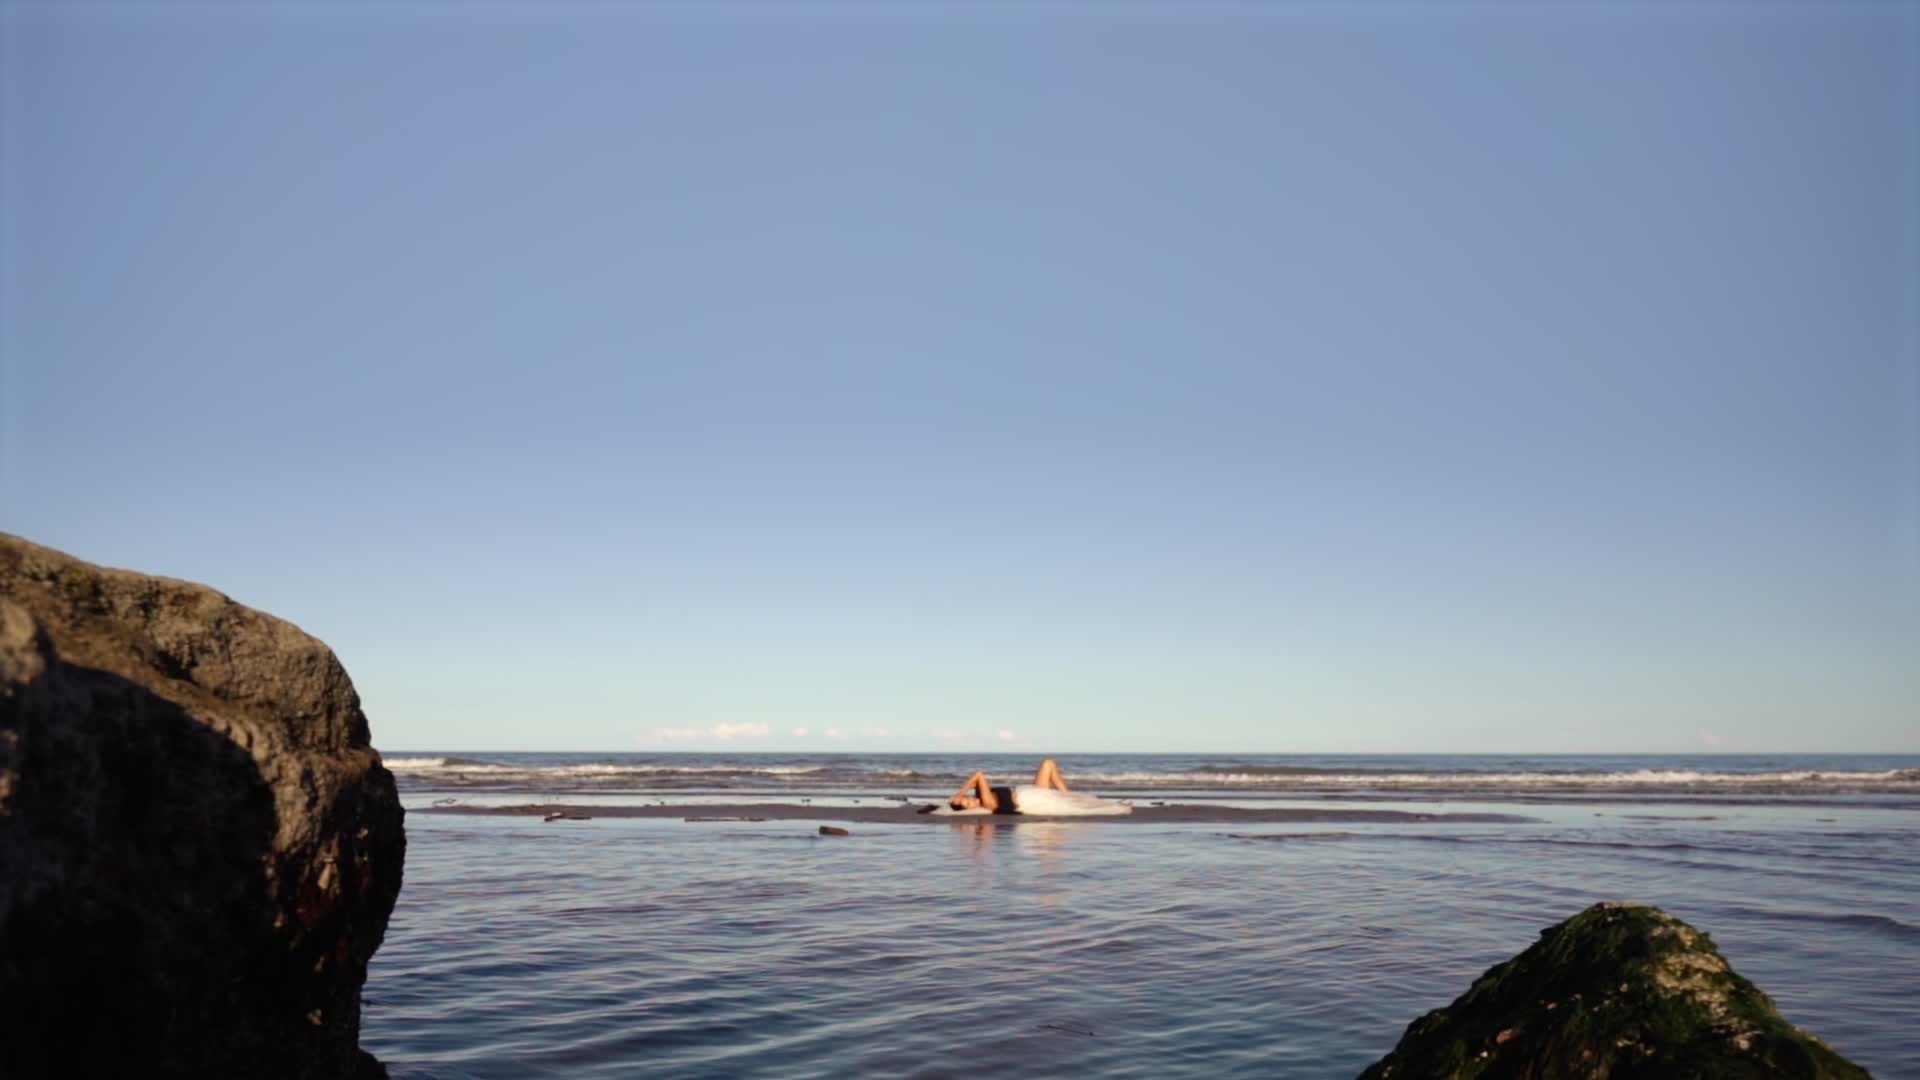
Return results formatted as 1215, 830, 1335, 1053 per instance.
996, 729, 1016, 742
1699, 730, 1721, 747
792, 727, 810, 737
937, 730, 962, 743
825, 727, 847, 740
651, 722, 771, 742
866, 727, 892, 738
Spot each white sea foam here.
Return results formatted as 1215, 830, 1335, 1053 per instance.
379, 755, 1920, 795
384, 757, 481, 773
1050, 768, 1920, 788
381, 757, 828, 777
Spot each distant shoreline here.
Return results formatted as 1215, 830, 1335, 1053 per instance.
415, 802, 1538, 825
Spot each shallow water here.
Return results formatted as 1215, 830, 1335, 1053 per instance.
363, 757, 1920, 1078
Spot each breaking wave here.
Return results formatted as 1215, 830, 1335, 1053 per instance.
379, 752, 1920, 799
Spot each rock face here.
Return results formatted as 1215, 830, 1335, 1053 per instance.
1359, 902, 1870, 1079
0, 534, 405, 1079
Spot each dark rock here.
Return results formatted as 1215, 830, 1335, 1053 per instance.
1359, 901, 1871, 1079
818, 826, 850, 836
0, 534, 405, 1079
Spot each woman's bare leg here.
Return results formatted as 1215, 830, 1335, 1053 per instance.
950, 770, 999, 810
1032, 758, 1070, 792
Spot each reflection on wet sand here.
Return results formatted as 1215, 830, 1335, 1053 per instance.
943, 819, 1083, 907
948, 819, 1009, 884
1017, 821, 1073, 860
1020, 822, 1076, 909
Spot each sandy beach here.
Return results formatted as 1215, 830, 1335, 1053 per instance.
417, 801, 1537, 825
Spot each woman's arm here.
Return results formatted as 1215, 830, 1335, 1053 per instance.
949, 769, 999, 810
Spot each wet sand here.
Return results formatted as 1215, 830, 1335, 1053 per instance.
416, 802, 1536, 825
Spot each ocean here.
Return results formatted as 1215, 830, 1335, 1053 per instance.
362, 753, 1920, 1078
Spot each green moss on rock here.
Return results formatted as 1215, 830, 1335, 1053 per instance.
1359, 902, 1871, 1080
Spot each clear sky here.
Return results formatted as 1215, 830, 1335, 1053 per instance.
3, 2, 1915, 754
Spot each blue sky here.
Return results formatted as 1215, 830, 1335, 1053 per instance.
3, 2, 1915, 753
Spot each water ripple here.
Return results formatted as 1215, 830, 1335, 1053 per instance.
366, 811, 1920, 1078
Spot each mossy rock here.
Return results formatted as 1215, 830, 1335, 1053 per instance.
1359, 902, 1871, 1079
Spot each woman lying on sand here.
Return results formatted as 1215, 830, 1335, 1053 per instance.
945, 758, 1071, 814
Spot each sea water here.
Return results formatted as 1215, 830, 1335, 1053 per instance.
362, 754, 1920, 1078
